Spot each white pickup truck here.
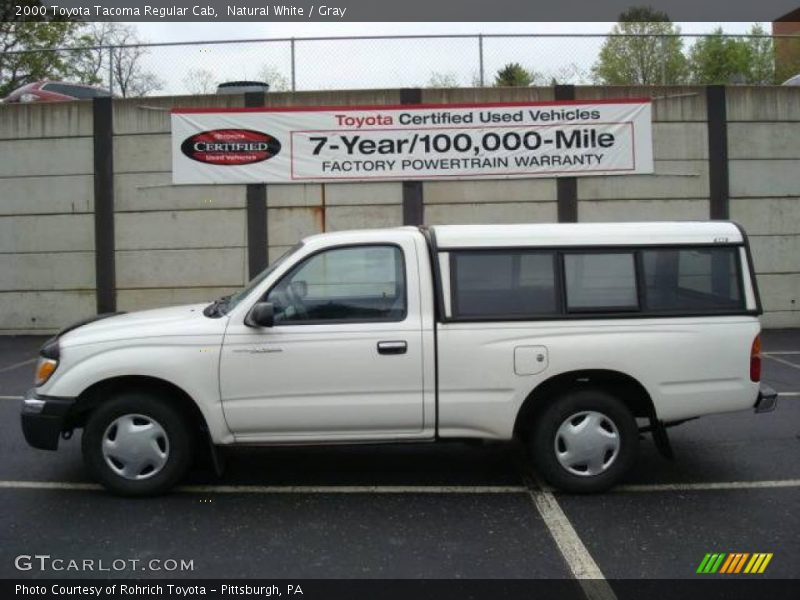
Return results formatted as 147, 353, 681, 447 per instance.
22, 222, 776, 495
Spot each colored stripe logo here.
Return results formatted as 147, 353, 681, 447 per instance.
696, 553, 773, 574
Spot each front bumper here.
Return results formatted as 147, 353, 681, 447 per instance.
20, 388, 76, 450
754, 384, 778, 414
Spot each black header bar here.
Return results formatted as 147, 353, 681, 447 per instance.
8, 0, 800, 22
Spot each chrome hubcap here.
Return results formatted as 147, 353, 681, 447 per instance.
554, 410, 620, 477
102, 414, 170, 480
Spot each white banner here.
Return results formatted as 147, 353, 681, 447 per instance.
171, 100, 653, 184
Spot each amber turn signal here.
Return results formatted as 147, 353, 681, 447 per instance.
34, 357, 58, 386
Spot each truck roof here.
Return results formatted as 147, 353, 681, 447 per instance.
431, 221, 744, 249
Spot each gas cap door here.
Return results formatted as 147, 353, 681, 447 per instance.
514, 345, 549, 376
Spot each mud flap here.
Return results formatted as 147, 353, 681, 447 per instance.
206, 435, 226, 477
650, 417, 674, 460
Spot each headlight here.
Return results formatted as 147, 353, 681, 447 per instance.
34, 357, 58, 386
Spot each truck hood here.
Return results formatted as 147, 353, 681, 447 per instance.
59, 303, 225, 347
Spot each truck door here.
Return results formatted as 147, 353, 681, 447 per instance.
219, 237, 426, 441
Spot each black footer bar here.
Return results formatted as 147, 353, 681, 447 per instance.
6, 579, 799, 600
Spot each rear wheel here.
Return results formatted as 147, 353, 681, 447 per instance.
82, 391, 193, 496
529, 388, 638, 493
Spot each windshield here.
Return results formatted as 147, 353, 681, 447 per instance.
208, 242, 304, 317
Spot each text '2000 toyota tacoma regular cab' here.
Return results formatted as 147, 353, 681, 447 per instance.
22, 222, 777, 495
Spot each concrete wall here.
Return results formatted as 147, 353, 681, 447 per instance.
0, 86, 798, 332
112, 94, 247, 312
576, 86, 710, 224
727, 87, 800, 328
0, 102, 96, 333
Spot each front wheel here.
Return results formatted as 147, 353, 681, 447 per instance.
529, 389, 638, 493
82, 391, 193, 496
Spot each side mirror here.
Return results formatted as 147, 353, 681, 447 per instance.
245, 302, 275, 328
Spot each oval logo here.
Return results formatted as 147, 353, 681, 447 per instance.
181, 129, 281, 166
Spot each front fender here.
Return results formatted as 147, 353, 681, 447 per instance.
39, 339, 233, 444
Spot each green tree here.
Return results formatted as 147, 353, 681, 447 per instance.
494, 63, 533, 87
493, 63, 538, 87
688, 28, 749, 84
688, 24, 776, 84
745, 24, 776, 84
0, 21, 163, 98
0, 21, 85, 97
592, 7, 687, 85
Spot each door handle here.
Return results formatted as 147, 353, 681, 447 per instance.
377, 341, 407, 355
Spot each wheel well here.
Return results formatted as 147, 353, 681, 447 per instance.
513, 369, 655, 437
68, 375, 209, 437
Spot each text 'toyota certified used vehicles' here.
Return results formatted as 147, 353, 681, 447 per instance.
21, 222, 777, 495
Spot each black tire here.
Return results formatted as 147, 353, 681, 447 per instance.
81, 390, 193, 496
529, 388, 638, 493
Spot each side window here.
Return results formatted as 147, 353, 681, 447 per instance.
451, 251, 557, 318
266, 245, 406, 324
42, 83, 109, 98
564, 253, 638, 311
642, 247, 742, 311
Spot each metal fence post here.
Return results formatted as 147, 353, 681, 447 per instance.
107, 46, 114, 95
290, 38, 296, 91
401, 89, 424, 225
555, 85, 578, 223
245, 91, 269, 278
92, 96, 116, 313
706, 85, 730, 220
478, 34, 484, 87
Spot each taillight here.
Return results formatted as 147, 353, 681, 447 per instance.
750, 335, 761, 382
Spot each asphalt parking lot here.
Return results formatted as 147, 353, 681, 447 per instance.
0, 332, 798, 583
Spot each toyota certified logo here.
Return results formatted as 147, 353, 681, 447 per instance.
181, 129, 281, 165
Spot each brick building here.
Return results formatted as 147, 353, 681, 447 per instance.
773, 9, 800, 82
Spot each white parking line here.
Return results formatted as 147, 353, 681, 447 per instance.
523, 476, 616, 600
614, 479, 800, 493
764, 354, 800, 370
0, 358, 36, 374
0, 480, 527, 494
0, 479, 800, 496
179, 483, 528, 494
524, 474, 799, 597
0, 395, 22, 400
2, 477, 799, 495
763, 351, 800, 355
0, 481, 101, 491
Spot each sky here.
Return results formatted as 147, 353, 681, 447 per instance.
131, 21, 757, 42
124, 22, 762, 94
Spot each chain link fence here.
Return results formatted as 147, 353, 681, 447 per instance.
3, 33, 800, 98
